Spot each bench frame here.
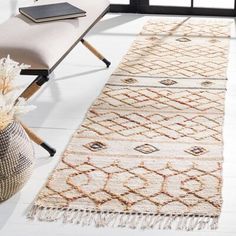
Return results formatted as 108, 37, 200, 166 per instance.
17, 6, 111, 157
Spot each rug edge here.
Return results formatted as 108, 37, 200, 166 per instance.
27, 204, 219, 231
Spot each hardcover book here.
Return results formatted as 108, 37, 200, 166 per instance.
19, 2, 86, 23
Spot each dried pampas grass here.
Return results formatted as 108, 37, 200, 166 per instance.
0, 56, 35, 131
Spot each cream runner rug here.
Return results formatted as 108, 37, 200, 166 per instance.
28, 18, 232, 230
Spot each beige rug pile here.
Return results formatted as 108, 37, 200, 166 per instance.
28, 18, 232, 230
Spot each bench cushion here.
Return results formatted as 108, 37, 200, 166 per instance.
0, 0, 109, 74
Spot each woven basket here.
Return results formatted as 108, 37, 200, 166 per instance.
0, 121, 34, 202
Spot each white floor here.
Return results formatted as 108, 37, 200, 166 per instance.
1, 9, 236, 236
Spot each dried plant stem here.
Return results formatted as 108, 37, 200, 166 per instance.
0, 56, 32, 131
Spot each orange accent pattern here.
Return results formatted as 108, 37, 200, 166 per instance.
39, 155, 222, 215
30, 18, 231, 229
93, 86, 225, 113
114, 18, 231, 79
114, 36, 229, 78
79, 110, 223, 142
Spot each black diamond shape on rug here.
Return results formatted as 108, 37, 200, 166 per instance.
185, 146, 208, 156
134, 144, 159, 154
84, 141, 107, 152
160, 79, 177, 86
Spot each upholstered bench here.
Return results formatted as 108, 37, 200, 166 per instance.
0, 0, 111, 156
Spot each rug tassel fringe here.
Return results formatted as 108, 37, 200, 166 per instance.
27, 205, 219, 231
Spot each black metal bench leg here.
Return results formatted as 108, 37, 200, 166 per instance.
17, 75, 57, 157
21, 123, 56, 157
17, 75, 49, 101
81, 39, 111, 68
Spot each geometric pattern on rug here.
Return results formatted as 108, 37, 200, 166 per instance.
79, 110, 223, 142
141, 18, 231, 37
41, 155, 222, 214
93, 86, 225, 113
29, 17, 232, 231
114, 18, 231, 79
114, 36, 229, 78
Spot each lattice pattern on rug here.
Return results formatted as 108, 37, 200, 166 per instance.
114, 36, 229, 78
93, 85, 225, 113
28, 17, 231, 231
79, 110, 223, 142
141, 18, 231, 37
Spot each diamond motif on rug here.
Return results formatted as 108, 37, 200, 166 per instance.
201, 81, 213, 87
176, 37, 191, 42
209, 39, 220, 43
134, 144, 159, 154
122, 78, 138, 84
185, 146, 208, 156
83, 141, 107, 152
160, 79, 177, 86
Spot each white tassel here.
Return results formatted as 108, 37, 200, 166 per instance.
27, 205, 220, 231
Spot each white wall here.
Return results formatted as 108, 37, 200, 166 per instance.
0, 0, 34, 23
